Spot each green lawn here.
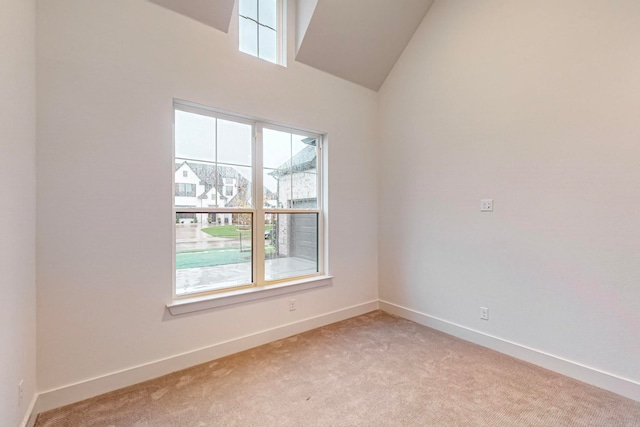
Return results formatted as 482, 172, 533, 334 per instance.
201, 224, 273, 239
201, 225, 252, 239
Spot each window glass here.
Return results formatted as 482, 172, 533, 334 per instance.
239, 0, 257, 20
263, 168, 283, 208
263, 129, 318, 209
265, 213, 318, 281
263, 128, 291, 169
175, 110, 216, 162
239, 0, 282, 65
176, 214, 253, 295
258, 26, 277, 63
291, 172, 318, 209
175, 183, 197, 197
217, 119, 252, 166
217, 165, 252, 208
258, 0, 277, 29
174, 104, 322, 297
239, 18, 258, 57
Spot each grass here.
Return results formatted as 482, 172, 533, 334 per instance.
201, 224, 273, 240
201, 225, 251, 239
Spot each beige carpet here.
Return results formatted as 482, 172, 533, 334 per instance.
35, 311, 640, 426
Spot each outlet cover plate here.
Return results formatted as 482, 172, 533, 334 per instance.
480, 199, 494, 212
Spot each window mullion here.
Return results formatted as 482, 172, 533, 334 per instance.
254, 124, 265, 286
289, 132, 293, 208
256, 0, 260, 59
277, 0, 283, 65
317, 136, 324, 278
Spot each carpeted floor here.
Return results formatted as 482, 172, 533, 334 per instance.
35, 311, 640, 426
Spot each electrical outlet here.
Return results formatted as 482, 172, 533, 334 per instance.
18, 379, 23, 407
289, 299, 296, 311
480, 307, 489, 320
480, 199, 494, 212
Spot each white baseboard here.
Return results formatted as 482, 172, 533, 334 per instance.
20, 393, 38, 427
379, 300, 640, 403
29, 298, 638, 422
34, 300, 379, 415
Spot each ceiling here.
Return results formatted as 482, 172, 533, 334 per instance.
295, 0, 434, 91
148, 0, 434, 91
148, 0, 235, 33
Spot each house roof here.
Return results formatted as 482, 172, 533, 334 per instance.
176, 161, 275, 206
271, 145, 317, 178
176, 161, 249, 203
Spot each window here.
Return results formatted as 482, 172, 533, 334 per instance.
174, 101, 323, 298
175, 183, 196, 197
183, 170, 188, 177
238, 0, 284, 65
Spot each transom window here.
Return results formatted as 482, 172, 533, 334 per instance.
238, 0, 284, 65
173, 101, 323, 298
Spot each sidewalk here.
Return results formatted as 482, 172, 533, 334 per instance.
176, 257, 317, 295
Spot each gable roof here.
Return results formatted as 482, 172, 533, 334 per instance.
271, 139, 318, 178
176, 161, 249, 202
175, 161, 275, 206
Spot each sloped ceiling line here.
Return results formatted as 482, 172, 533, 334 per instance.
148, 0, 235, 33
294, 0, 435, 91
148, 0, 434, 91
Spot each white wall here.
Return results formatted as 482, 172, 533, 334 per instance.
36, 0, 378, 405
379, 0, 640, 395
0, 0, 37, 425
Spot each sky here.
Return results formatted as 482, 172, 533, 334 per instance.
239, 0, 278, 64
175, 109, 310, 193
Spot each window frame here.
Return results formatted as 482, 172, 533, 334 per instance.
174, 183, 196, 197
238, 0, 285, 65
172, 100, 325, 301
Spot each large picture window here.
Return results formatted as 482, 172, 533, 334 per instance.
173, 102, 323, 298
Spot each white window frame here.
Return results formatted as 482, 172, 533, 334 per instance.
170, 100, 329, 313
238, 0, 286, 65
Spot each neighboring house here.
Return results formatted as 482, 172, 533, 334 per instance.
269, 138, 318, 260
269, 140, 318, 209
175, 161, 275, 225
175, 161, 250, 225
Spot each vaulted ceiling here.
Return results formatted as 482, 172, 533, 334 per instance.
295, 0, 434, 90
148, 0, 235, 33
148, 0, 434, 91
